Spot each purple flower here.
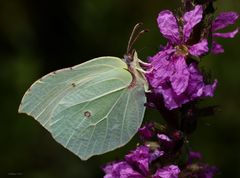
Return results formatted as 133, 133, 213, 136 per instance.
153, 165, 180, 178
138, 123, 154, 140
158, 134, 171, 142
146, 5, 217, 110
103, 161, 143, 178
212, 12, 239, 54
157, 5, 208, 53
103, 145, 164, 178
150, 149, 164, 163
147, 53, 217, 110
157, 134, 174, 149
125, 146, 152, 176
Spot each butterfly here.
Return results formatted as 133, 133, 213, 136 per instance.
19, 23, 149, 160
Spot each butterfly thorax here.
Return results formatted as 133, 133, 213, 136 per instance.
123, 52, 148, 91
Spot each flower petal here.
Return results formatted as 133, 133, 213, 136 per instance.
189, 39, 209, 56
138, 123, 154, 140
153, 165, 180, 178
125, 146, 150, 176
203, 80, 218, 97
103, 161, 143, 178
150, 149, 164, 163
157, 10, 180, 44
158, 134, 171, 142
157, 134, 174, 149
149, 46, 175, 69
170, 56, 190, 95
186, 63, 204, 98
183, 5, 203, 42
186, 63, 217, 99
161, 87, 189, 110
213, 28, 239, 38
212, 12, 239, 31
211, 41, 224, 54
147, 47, 175, 88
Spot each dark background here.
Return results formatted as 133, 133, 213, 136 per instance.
0, 0, 239, 177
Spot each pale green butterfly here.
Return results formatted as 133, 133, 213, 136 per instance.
18, 23, 149, 160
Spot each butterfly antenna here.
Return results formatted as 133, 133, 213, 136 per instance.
127, 23, 143, 54
128, 29, 149, 55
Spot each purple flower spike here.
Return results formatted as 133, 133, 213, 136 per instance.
153, 165, 180, 178
212, 12, 239, 54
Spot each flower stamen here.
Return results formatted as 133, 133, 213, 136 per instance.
175, 45, 189, 56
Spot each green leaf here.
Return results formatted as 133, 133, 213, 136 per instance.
19, 56, 147, 160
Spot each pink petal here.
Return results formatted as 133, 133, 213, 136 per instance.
213, 28, 239, 38
170, 56, 190, 95
186, 63, 204, 98
183, 5, 203, 42
150, 46, 175, 69
189, 39, 209, 56
153, 165, 180, 178
157, 134, 171, 142
157, 10, 180, 44
147, 47, 175, 88
213, 12, 239, 31
203, 80, 218, 97
161, 88, 187, 110
161, 88, 177, 109
211, 41, 224, 54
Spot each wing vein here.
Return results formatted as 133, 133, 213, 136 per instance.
75, 90, 125, 158
120, 92, 130, 143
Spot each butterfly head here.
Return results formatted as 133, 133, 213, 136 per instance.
123, 23, 149, 91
